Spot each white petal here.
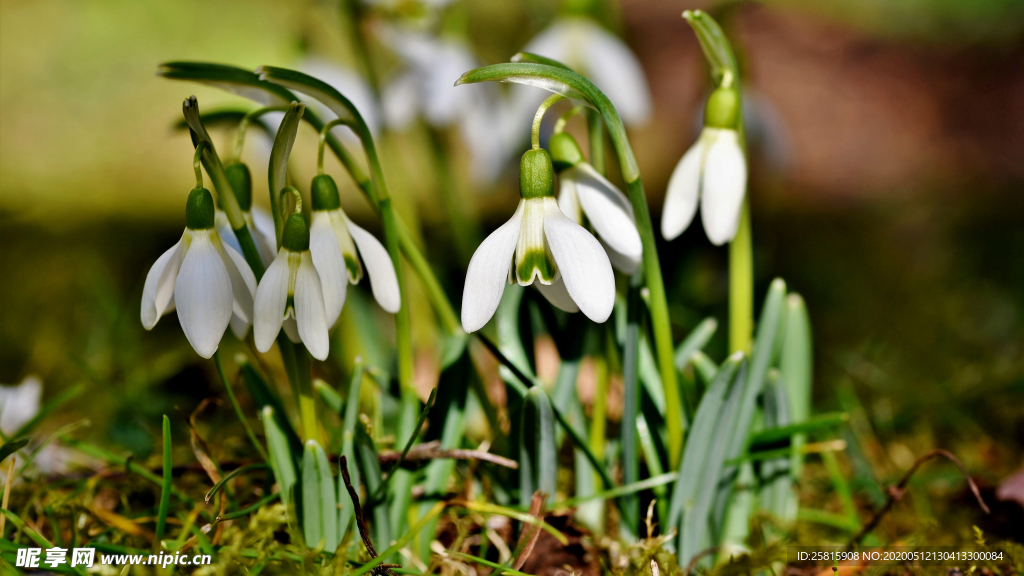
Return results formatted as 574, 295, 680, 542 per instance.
343, 214, 401, 314
570, 163, 642, 265
245, 212, 277, 266
602, 240, 641, 274
174, 231, 233, 358
215, 210, 242, 256
253, 251, 291, 353
461, 202, 525, 332
141, 240, 182, 330
309, 212, 349, 327
294, 252, 330, 361
557, 172, 582, 223
578, 19, 652, 126
661, 140, 704, 241
543, 203, 615, 323
0, 375, 42, 436
535, 277, 579, 313
218, 240, 258, 335
700, 131, 747, 246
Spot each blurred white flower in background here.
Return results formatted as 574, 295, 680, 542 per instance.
0, 375, 42, 436
378, 24, 521, 183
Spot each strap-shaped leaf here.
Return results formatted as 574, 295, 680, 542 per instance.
674, 317, 718, 372
262, 406, 298, 510
757, 370, 794, 520
267, 101, 304, 241
681, 10, 740, 87
302, 439, 339, 551
158, 61, 294, 106
520, 387, 557, 509
338, 363, 364, 544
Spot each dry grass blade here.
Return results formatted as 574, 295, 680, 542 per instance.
189, 398, 223, 484
512, 491, 546, 571
339, 455, 400, 575
377, 440, 518, 469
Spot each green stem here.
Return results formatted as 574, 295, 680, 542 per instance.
554, 105, 586, 135
214, 352, 269, 461
728, 202, 753, 354
532, 94, 565, 149
154, 415, 172, 545
192, 141, 207, 188
586, 109, 604, 174
317, 118, 350, 175
231, 106, 289, 163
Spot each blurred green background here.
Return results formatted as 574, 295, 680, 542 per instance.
1, 0, 1022, 538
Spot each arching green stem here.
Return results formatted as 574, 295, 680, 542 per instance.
317, 118, 350, 175
279, 186, 303, 217
554, 105, 586, 135
532, 94, 565, 149
457, 61, 686, 467
192, 141, 208, 189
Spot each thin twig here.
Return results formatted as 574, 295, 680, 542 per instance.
0, 455, 15, 535
377, 440, 518, 469
339, 456, 400, 575
848, 449, 989, 547
683, 547, 721, 576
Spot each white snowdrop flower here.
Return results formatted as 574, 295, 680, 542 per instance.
141, 188, 257, 358
662, 86, 747, 246
514, 16, 652, 127
462, 149, 615, 332
0, 375, 42, 436
254, 213, 331, 361
307, 173, 401, 328
549, 132, 642, 273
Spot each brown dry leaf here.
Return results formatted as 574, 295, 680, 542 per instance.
88, 504, 155, 540
513, 491, 547, 571
189, 398, 222, 484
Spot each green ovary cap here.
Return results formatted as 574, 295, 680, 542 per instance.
281, 213, 310, 252
310, 174, 341, 211
519, 149, 555, 199
224, 163, 253, 211
185, 187, 215, 230
704, 86, 741, 129
548, 133, 584, 172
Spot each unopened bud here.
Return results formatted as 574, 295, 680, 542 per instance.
224, 163, 253, 211
548, 133, 584, 172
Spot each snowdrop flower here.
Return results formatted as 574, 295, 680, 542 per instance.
462, 148, 614, 332
215, 162, 277, 269
308, 173, 401, 327
662, 86, 747, 246
0, 375, 42, 436
548, 132, 642, 274
141, 188, 257, 358
514, 17, 651, 127
254, 213, 331, 361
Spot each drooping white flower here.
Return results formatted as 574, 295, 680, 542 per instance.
254, 213, 331, 361
141, 188, 257, 358
548, 132, 642, 273
308, 173, 401, 327
662, 86, 747, 246
462, 149, 615, 332
378, 25, 518, 183
0, 375, 42, 436
513, 16, 652, 128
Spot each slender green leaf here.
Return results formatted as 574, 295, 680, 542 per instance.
240, 356, 302, 455
302, 440, 339, 551
511, 51, 573, 71
262, 406, 298, 510
757, 371, 795, 520
314, 379, 344, 415
12, 383, 84, 439
749, 412, 848, 449
267, 102, 305, 241
155, 415, 172, 543
459, 501, 567, 545
206, 463, 270, 503
218, 492, 280, 521
557, 473, 677, 509
0, 439, 29, 464
691, 351, 719, 386
158, 61, 294, 106
674, 317, 718, 371
620, 273, 643, 536
520, 387, 557, 508
338, 362, 364, 544
780, 293, 813, 477
449, 551, 539, 576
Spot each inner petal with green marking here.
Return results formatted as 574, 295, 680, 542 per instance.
514, 198, 559, 285
328, 210, 363, 283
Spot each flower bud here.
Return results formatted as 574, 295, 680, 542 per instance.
548, 133, 584, 172
519, 149, 555, 199
703, 86, 741, 129
185, 187, 216, 230
224, 163, 253, 211
310, 174, 342, 211
281, 213, 311, 252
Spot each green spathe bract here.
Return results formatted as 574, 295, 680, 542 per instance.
281, 213, 310, 252
519, 148, 555, 199
548, 132, 584, 172
185, 187, 215, 230
311, 174, 342, 211
224, 163, 253, 211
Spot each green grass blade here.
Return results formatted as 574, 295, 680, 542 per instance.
556, 473, 677, 509
314, 379, 344, 414
218, 493, 281, 521
620, 274, 643, 536
154, 415, 172, 544
780, 293, 813, 477
757, 371, 795, 520
748, 412, 848, 449
449, 551, 539, 576
520, 387, 557, 508
674, 317, 718, 371
691, 351, 719, 387
459, 501, 567, 545
0, 439, 29, 464
302, 440, 339, 551
205, 463, 270, 503
262, 406, 298, 510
